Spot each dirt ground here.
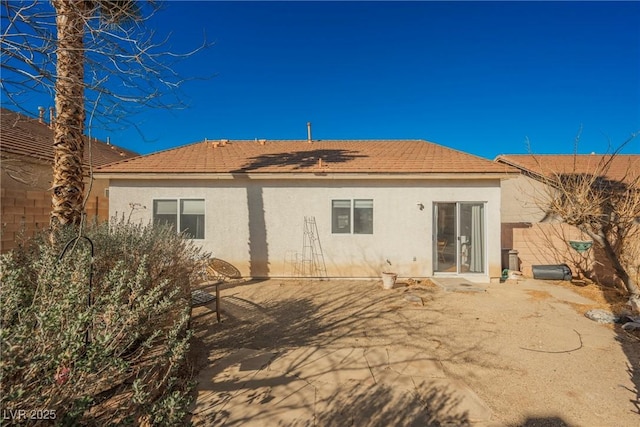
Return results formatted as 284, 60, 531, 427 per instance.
188, 278, 640, 426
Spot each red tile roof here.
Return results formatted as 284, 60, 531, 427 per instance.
495, 154, 640, 185
95, 139, 514, 175
0, 108, 139, 166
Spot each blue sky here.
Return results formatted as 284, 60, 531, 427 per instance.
5, 1, 640, 158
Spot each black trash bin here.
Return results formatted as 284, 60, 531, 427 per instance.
532, 264, 572, 281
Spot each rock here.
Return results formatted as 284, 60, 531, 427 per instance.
508, 270, 523, 280
584, 309, 619, 324
622, 322, 640, 331
404, 294, 423, 305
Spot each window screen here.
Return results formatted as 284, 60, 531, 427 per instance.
332, 200, 351, 233
180, 199, 205, 239
354, 199, 373, 234
153, 199, 205, 239
153, 200, 178, 231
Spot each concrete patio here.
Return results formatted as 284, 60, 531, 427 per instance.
187, 278, 639, 426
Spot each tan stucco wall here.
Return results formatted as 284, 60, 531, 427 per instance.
500, 174, 547, 223
108, 177, 503, 282
500, 173, 551, 259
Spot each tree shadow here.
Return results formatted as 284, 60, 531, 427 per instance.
231, 148, 367, 173
614, 324, 640, 415
226, 148, 365, 278
508, 416, 576, 427
315, 381, 472, 427
187, 281, 506, 425
246, 184, 268, 277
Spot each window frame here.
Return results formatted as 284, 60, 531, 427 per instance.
331, 199, 352, 234
331, 198, 373, 235
152, 198, 205, 240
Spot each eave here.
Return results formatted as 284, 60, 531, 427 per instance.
93, 171, 517, 181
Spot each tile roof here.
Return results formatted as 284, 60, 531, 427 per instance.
0, 108, 139, 166
495, 154, 640, 185
95, 139, 514, 175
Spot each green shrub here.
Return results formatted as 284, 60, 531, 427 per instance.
0, 219, 204, 425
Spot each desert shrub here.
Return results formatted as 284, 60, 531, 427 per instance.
0, 219, 204, 425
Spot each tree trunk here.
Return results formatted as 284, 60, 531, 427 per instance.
51, 0, 86, 228
581, 226, 640, 299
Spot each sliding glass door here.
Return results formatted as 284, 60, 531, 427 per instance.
434, 202, 485, 274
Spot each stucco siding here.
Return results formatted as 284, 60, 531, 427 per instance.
109, 178, 502, 281
500, 174, 547, 224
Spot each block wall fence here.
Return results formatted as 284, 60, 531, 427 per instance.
505, 222, 633, 287
1, 188, 108, 252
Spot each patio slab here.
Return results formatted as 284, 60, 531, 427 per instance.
187, 278, 640, 426
430, 277, 488, 293
190, 345, 491, 426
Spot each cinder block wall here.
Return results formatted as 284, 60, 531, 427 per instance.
1, 188, 109, 252
512, 223, 587, 277
511, 222, 627, 286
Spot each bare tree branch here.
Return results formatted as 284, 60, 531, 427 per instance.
530, 133, 640, 306
1, 0, 211, 228
1, 0, 211, 132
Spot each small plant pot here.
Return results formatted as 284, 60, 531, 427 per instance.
381, 272, 397, 289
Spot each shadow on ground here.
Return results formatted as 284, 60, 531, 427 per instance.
186, 280, 498, 425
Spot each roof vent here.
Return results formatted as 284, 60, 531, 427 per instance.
307, 122, 312, 143
38, 106, 45, 123
220, 139, 228, 146
259, 139, 266, 145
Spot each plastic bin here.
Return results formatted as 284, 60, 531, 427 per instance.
532, 264, 572, 281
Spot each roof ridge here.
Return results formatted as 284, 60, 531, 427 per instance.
95, 138, 516, 174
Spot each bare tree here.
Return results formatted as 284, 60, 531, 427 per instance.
534, 135, 640, 307
1, 0, 207, 226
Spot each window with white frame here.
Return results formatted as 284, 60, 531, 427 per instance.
153, 199, 205, 239
332, 199, 373, 234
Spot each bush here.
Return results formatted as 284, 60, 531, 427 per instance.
0, 219, 204, 425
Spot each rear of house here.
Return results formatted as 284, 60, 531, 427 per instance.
96, 139, 514, 282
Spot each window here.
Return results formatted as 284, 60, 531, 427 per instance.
153, 200, 178, 230
354, 199, 373, 234
332, 200, 351, 233
332, 199, 373, 234
153, 199, 205, 239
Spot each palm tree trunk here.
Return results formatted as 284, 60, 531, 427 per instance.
51, 0, 86, 228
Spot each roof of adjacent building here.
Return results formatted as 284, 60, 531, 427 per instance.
495, 154, 640, 185
0, 108, 139, 166
95, 139, 514, 175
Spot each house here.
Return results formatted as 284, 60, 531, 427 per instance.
495, 153, 640, 282
0, 107, 139, 251
95, 138, 516, 282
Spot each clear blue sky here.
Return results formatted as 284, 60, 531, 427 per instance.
9, 1, 640, 158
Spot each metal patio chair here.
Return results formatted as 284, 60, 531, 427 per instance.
191, 257, 242, 323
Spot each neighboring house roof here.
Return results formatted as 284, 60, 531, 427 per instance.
495, 154, 640, 185
95, 139, 514, 176
0, 108, 139, 166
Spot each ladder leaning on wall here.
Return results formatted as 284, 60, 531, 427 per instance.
298, 216, 328, 278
